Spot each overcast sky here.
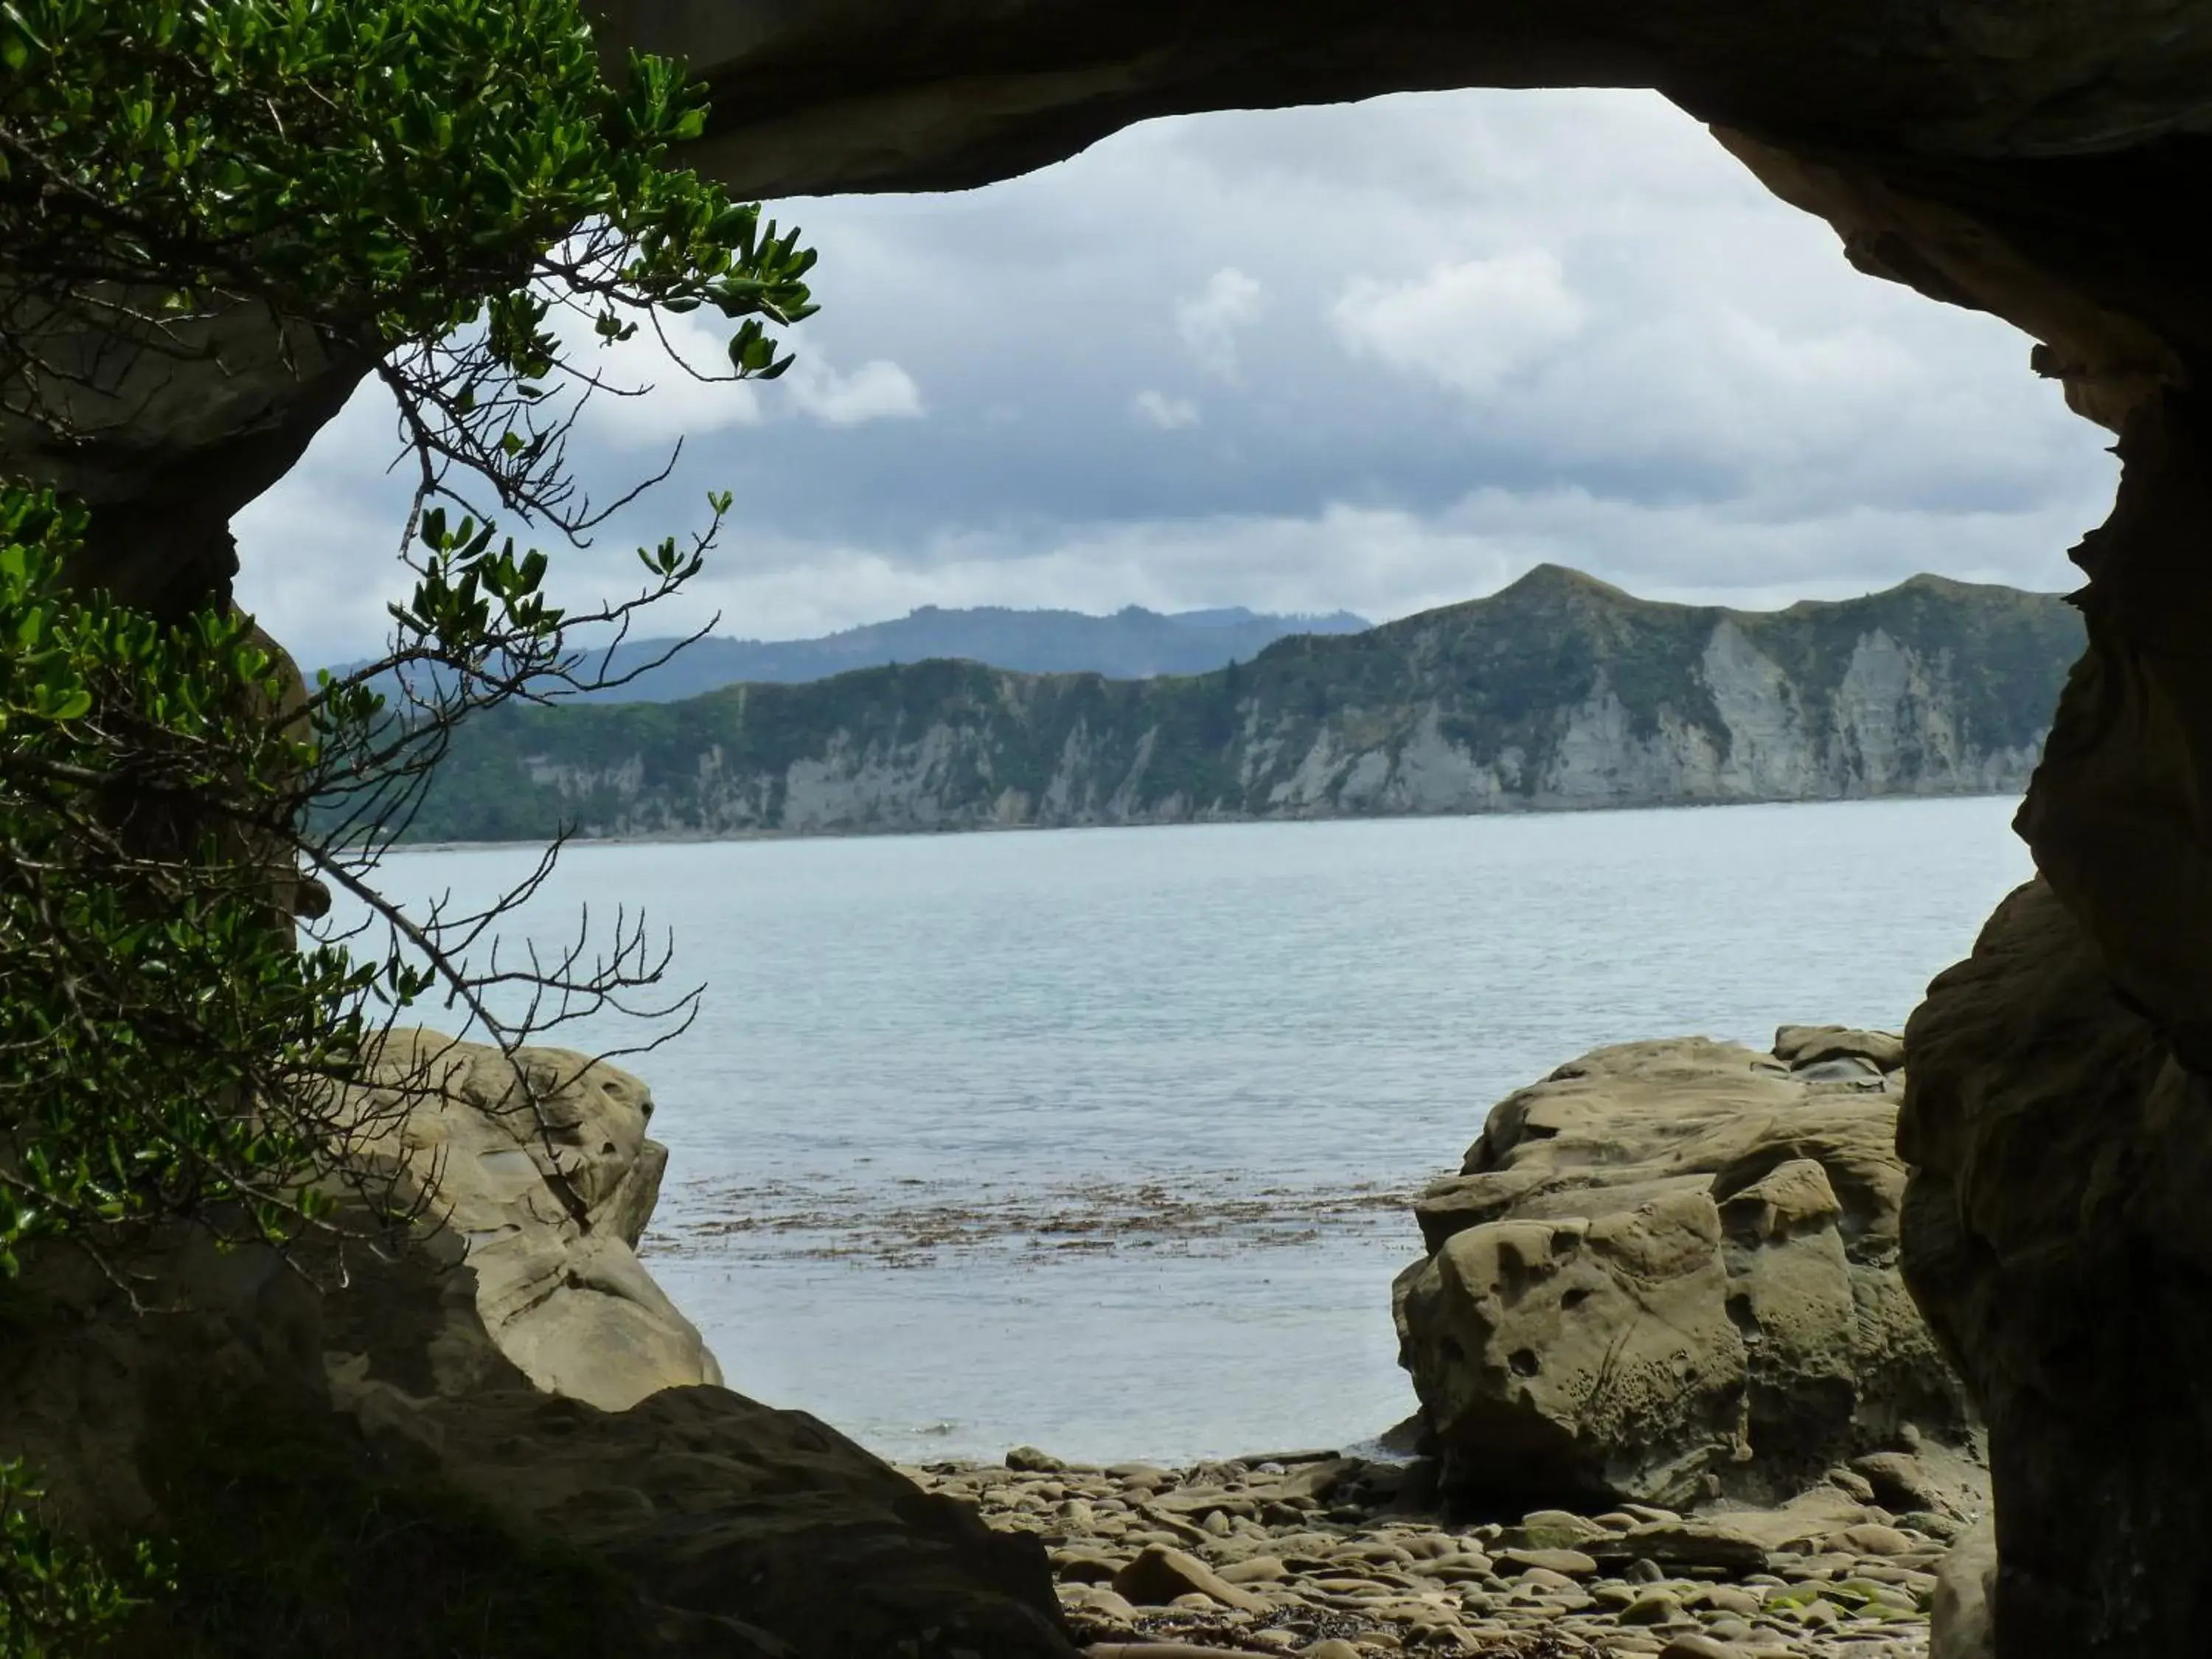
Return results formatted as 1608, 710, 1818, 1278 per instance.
237, 88, 2121, 667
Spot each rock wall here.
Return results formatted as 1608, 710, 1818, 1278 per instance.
564, 17, 2212, 1654
1901, 879, 2212, 1659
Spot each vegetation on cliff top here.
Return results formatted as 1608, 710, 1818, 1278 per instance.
399, 565, 2084, 843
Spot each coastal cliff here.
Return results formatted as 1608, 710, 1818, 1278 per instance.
406, 566, 2081, 842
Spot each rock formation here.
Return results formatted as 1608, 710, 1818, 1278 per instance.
1899, 880, 2212, 1659
1933, 1519, 2000, 1659
0, 1034, 1075, 1658
566, 12, 2212, 1655
4, 292, 369, 623
1395, 1031, 1975, 1514
25, 2, 2212, 1653
333, 1029, 723, 1412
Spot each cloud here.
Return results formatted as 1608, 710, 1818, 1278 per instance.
1332, 251, 1587, 396
236, 88, 2123, 666
1133, 390, 1201, 429
1175, 268, 1265, 378
776, 352, 925, 425
569, 307, 765, 450
568, 312, 922, 445
603, 482, 2100, 652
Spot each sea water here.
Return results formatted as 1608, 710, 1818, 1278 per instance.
361, 796, 2033, 1466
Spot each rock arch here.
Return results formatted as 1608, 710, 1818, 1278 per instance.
27, 6, 2212, 1652
577, 7, 2212, 1656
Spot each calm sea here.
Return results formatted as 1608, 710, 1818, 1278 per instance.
365, 797, 2033, 1466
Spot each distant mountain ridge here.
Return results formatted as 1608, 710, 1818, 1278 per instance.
329, 602, 1368, 700
401, 566, 2083, 844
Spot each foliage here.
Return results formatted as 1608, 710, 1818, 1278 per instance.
0, 1461, 164, 1659
0, 490, 394, 1275
0, 0, 818, 1279
0, 0, 821, 1651
0, 0, 816, 536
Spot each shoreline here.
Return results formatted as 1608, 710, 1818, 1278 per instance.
386, 787, 2026, 857
905, 1447, 1958, 1658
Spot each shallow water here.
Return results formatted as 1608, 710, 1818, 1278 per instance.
367, 797, 2032, 1465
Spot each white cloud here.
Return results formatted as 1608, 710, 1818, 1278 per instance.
236, 88, 2124, 667
568, 313, 922, 443
1175, 268, 1265, 378
775, 352, 925, 425
1332, 251, 1587, 397
625, 484, 2097, 648
1133, 390, 1201, 429
570, 308, 765, 450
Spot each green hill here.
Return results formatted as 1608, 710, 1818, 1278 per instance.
397, 566, 2083, 843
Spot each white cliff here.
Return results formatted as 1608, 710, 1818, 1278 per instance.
417, 568, 2077, 843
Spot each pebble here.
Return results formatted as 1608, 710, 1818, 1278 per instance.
1497, 1547, 1599, 1578
1077, 1585, 1138, 1621
1113, 1545, 1268, 1613
1218, 1554, 1288, 1584
1053, 1550, 1119, 1583
1618, 1590, 1686, 1626
1693, 1586, 1762, 1618
1514, 1565, 1581, 1590
1516, 1509, 1610, 1548
1835, 1524, 1917, 1557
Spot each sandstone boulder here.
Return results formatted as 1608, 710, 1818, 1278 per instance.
333, 1029, 720, 1411
1773, 1024, 1906, 1075
1395, 1033, 1973, 1509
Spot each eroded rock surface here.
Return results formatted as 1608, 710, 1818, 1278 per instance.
1901, 879, 2212, 1659
1931, 1520, 1997, 1659
335, 1374, 1075, 1659
1396, 1033, 1973, 1511
333, 1029, 720, 1411
0, 1034, 1075, 1659
4, 291, 369, 619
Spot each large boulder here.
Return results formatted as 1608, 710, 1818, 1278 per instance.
332, 1029, 720, 1411
1396, 1032, 1972, 1510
